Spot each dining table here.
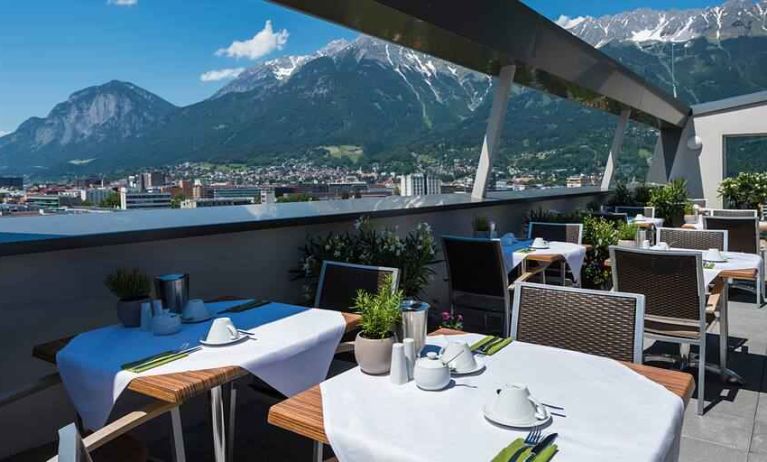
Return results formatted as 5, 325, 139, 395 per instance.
33, 299, 361, 462
268, 328, 694, 462
500, 236, 589, 286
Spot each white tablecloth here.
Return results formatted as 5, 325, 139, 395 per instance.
702, 251, 763, 286
57, 301, 345, 429
322, 334, 684, 462
501, 237, 586, 283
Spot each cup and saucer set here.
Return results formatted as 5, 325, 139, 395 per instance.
483, 384, 552, 429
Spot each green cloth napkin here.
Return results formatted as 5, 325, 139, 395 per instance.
703, 262, 715, 269
470, 335, 496, 352
123, 350, 193, 373
486, 337, 513, 356
121, 350, 176, 370
490, 438, 558, 462
518, 248, 536, 254
491, 438, 525, 462
219, 299, 269, 314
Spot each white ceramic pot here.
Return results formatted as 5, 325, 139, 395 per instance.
354, 333, 395, 375
116, 297, 150, 327
413, 352, 451, 390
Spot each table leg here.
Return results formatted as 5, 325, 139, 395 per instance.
313, 441, 324, 462
560, 261, 566, 286
211, 386, 226, 462
716, 281, 744, 385
170, 407, 187, 462
227, 383, 237, 462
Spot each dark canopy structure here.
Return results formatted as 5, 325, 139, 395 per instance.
269, 0, 691, 129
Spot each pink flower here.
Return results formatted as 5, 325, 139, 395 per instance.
440, 311, 450, 321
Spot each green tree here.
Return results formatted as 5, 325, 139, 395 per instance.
99, 191, 120, 208
170, 194, 186, 209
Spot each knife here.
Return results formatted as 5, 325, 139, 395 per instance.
524, 433, 558, 461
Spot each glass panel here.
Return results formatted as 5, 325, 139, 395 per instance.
726, 136, 767, 178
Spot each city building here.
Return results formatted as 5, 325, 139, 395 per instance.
399, 173, 442, 196
0, 177, 24, 190
211, 186, 261, 201
260, 188, 276, 204
139, 172, 167, 192
25, 194, 60, 209
119, 188, 172, 210
80, 188, 112, 205
180, 197, 254, 208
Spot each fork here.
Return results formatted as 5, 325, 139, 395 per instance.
508, 428, 544, 462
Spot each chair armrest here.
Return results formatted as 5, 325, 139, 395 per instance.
706, 278, 725, 314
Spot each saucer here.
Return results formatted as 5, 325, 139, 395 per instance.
482, 404, 551, 429
200, 333, 249, 347
450, 357, 486, 376
181, 313, 213, 324
530, 245, 549, 250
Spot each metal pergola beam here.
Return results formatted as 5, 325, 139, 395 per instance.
269, 0, 691, 129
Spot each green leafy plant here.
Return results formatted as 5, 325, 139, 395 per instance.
354, 275, 403, 339
105, 268, 151, 301
294, 216, 439, 300
582, 216, 618, 289
472, 215, 490, 232
524, 208, 583, 226
718, 172, 767, 210
617, 222, 639, 241
606, 182, 637, 206
648, 179, 690, 227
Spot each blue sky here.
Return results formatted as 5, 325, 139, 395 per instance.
0, 0, 726, 135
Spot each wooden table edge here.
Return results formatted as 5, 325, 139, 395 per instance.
267, 328, 694, 445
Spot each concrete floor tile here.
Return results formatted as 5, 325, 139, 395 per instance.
679, 437, 747, 462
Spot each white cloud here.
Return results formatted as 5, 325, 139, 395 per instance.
107, 0, 138, 6
216, 20, 288, 60
555, 15, 587, 30
200, 67, 246, 82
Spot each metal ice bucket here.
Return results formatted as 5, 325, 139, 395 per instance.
154, 273, 189, 313
398, 300, 430, 354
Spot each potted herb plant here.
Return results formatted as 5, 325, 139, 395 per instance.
582, 216, 618, 289
105, 268, 152, 327
616, 222, 639, 247
353, 275, 403, 374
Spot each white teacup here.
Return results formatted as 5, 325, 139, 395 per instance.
487, 384, 546, 424
206, 317, 238, 344
440, 341, 476, 373
654, 241, 669, 251
704, 248, 724, 262
531, 237, 547, 249
183, 299, 209, 321
641, 239, 651, 249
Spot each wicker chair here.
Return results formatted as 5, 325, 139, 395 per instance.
511, 282, 644, 363
657, 227, 728, 251
708, 208, 758, 218
527, 222, 583, 285
703, 216, 762, 303
614, 206, 656, 218
315, 261, 400, 312
442, 236, 513, 336
610, 246, 727, 415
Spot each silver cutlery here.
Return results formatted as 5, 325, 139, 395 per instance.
542, 402, 567, 417
508, 428, 545, 462
237, 329, 257, 339
522, 433, 558, 461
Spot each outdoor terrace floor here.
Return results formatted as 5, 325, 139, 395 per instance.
8, 290, 767, 462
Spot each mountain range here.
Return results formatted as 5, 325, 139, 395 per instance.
1, 0, 766, 178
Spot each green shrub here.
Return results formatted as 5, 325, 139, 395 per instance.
582, 216, 618, 288
617, 222, 639, 241
648, 179, 690, 227
718, 172, 767, 210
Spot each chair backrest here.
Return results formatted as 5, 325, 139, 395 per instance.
511, 282, 645, 363
588, 212, 629, 227
703, 216, 759, 254
527, 222, 583, 244
314, 261, 400, 311
55, 424, 93, 462
709, 208, 758, 218
690, 198, 707, 208
610, 247, 705, 325
657, 227, 728, 251
614, 206, 655, 218
442, 236, 508, 299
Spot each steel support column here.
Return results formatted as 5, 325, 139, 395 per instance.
601, 109, 631, 191
472, 65, 516, 199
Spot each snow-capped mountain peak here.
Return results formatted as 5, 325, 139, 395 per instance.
558, 0, 767, 47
